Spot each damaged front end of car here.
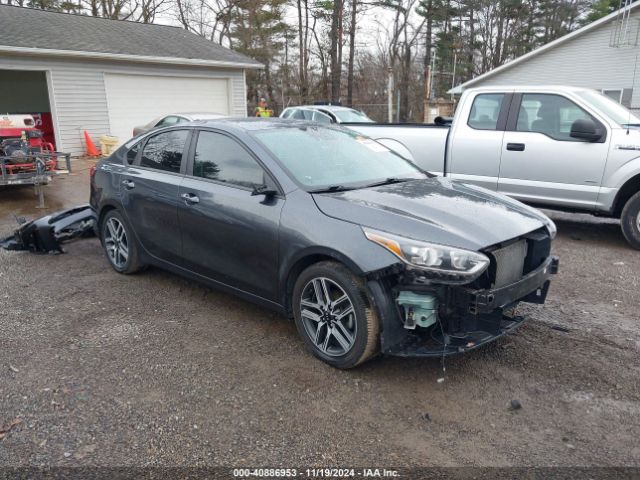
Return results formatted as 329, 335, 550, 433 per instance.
0, 205, 96, 254
365, 227, 559, 357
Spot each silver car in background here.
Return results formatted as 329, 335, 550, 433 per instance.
280, 105, 374, 124
132, 112, 226, 137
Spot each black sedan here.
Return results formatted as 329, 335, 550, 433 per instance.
90, 119, 558, 369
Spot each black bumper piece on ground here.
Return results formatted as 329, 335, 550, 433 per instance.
368, 256, 559, 358
0, 204, 96, 254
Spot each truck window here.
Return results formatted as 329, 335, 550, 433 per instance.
516, 94, 598, 141
468, 93, 505, 130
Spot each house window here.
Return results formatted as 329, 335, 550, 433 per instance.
602, 89, 623, 103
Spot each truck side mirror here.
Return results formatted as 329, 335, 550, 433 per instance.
570, 118, 603, 142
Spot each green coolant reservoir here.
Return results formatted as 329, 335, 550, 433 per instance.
397, 291, 438, 330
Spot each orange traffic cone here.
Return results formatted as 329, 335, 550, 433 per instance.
83, 130, 101, 157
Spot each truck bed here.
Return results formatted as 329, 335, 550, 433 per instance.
343, 123, 449, 174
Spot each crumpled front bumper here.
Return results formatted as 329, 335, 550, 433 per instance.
451, 256, 559, 315
0, 205, 96, 254
367, 256, 560, 358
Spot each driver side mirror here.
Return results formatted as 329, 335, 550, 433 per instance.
570, 118, 604, 142
251, 184, 278, 197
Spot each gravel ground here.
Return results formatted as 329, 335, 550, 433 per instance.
0, 160, 639, 471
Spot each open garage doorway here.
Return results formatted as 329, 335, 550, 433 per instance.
0, 70, 56, 149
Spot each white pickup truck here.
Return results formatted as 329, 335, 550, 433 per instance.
348, 85, 640, 249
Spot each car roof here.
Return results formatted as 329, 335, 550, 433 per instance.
177, 112, 226, 119
287, 105, 359, 112
126, 118, 347, 149
193, 117, 342, 131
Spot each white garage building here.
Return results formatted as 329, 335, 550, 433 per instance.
0, 5, 261, 155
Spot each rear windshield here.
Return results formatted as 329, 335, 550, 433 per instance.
251, 126, 424, 189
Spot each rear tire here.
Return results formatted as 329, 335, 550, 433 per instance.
100, 210, 144, 274
621, 191, 640, 250
292, 261, 380, 369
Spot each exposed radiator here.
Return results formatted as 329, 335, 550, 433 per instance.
491, 239, 528, 288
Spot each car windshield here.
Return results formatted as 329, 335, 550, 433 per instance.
252, 126, 424, 190
333, 109, 375, 123
574, 90, 640, 126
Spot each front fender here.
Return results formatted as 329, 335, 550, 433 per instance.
599, 153, 640, 211
603, 153, 640, 189
282, 245, 367, 278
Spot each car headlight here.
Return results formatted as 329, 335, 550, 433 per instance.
362, 227, 490, 284
544, 218, 557, 239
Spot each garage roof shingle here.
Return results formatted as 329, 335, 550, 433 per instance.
0, 5, 261, 67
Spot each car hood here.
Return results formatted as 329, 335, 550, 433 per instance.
312, 178, 551, 251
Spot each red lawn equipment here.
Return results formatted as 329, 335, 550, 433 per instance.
0, 114, 71, 206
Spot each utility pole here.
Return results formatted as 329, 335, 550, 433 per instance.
423, 64, 431, 123
430, 49, 436, 100
387, 67, 394, 123
450, 49, 457, 102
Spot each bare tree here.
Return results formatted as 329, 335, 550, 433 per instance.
346, 0, 358, 106
329, 0, 344, 102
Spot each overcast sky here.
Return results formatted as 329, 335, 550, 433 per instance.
152, 3, 418, 59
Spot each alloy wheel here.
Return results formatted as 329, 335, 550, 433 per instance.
104, 217, 129, 269
300, 277, 357, 357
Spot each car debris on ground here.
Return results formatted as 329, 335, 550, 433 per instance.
0, 204, 96, 254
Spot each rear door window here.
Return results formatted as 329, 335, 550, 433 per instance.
312, 111, 332, 124
126, 142, 141, 165
140, 129, 189, 173
468, 93, 505, 130
291, 109, 314, 120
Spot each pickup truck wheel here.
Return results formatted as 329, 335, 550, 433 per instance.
621, 191, 640, 249
100, 210, 144, 274
292, 261, 380, 369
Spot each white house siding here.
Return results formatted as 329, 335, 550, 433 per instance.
0, 53, 247, 155
466, 10, 640, 112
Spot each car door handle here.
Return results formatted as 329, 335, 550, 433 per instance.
181, 193, 200, 205
506, 143, 525, 152
121, 179, 135, 189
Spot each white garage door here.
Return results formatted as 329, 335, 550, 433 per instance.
104, 73, 230, 145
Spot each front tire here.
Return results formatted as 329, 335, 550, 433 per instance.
292, 261, 380, 369
621, 191, 640, 249
100, 210, 144, 274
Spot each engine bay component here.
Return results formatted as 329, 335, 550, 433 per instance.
397, 291, 438, 330
367, 227, 560, 358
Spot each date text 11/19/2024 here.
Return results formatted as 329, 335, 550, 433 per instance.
232, 468, 400, 477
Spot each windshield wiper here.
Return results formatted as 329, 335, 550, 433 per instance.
363, 177, 412, 188
310, 178, 415, 193
309, 185, 353, 193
